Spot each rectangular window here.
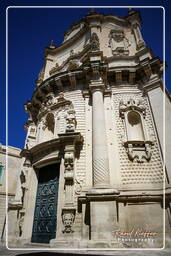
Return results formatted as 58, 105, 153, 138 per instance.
0, 165, 4, 181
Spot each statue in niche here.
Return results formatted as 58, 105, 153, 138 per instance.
90, 32, 100, 51
109, 29, 130, 56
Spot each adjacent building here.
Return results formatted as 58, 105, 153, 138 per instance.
0, 145, 22, 243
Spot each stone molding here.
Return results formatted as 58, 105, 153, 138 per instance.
20, 132, 83, 165
26, 55, 162, 124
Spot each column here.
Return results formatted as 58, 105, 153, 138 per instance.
90, 80, 110, 188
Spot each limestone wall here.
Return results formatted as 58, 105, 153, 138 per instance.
0, 145, 22, 242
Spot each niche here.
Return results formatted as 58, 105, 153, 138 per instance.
119, 98, 153, 163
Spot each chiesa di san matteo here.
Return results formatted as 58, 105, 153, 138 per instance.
1, 8, 171, 249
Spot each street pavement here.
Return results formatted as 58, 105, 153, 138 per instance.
0, 247, 171, 256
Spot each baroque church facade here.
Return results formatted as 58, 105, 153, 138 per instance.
6, 9, 171, 249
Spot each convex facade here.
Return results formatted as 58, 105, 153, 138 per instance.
7, 9, 171, 249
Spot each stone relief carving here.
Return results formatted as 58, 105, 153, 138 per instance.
18, 210, 25, 236
125, 142, 152, 163
38, 93, 77, 141
64, 151, 74, 174
90, 32, 100, 51
65, 107, 77, 133
62, 209, 76, 233
109, 29, 130, 56
119, 98, 146, 118
67, 61, 79, 71
38, 93, 71, 118
49, 63, 61, 76
75, 177, 83, 195
43, 113, 55, 133
119, 98, 153, 163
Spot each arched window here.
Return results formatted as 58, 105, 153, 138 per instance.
127, 111, 144, 141
0, 164, 4, 183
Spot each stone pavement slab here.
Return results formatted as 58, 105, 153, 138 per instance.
0, 247, 171, 256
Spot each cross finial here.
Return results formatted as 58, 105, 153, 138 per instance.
49, 40, 55, 49
87, 8, 98, 16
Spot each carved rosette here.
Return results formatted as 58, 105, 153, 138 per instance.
62, 208, 76, 234
119, 98, 153, 163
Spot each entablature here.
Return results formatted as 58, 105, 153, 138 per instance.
25, 53, 163, 124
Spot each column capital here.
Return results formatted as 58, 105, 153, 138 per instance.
89, 79, 105, 93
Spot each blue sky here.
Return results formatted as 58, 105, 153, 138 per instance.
0, 0, 170, 149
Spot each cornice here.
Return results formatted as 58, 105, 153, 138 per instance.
62, 12, 130, 45
20, 132, 83, 167
25, 55, 163, 124
45, 10, 137, 58
45, 24, 88, 57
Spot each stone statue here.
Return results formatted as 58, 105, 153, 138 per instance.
90, 32, 100, 51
